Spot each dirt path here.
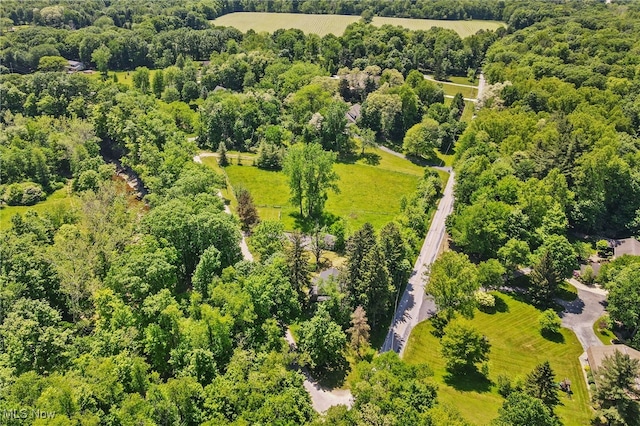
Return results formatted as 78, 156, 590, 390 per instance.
193, 153, 253, 262
285, 329, 353, 413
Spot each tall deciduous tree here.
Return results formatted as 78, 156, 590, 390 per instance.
251, 220, 285, 260
402, 117, 440, 158
426, 251, 479, 320
283, 143, 339, 219
441, 323, 490, 374
298, 305, 346, 372
495, 392, 560, 426
91, 45, 111, 78
132, 67, 151, 93
605, 264, 640, 343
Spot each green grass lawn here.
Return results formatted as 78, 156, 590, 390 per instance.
403, 292, 592, 426
448, 75, 479, 86
0, 187, 75, 230
211, 13, 504, 38
202, 147, 428, 231
593, 315, 614, 345
88, 69, 159, 87
442, 82, 478, 99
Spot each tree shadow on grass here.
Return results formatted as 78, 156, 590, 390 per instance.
541, 330, 565, 343
361, 152, 381, 165
444, 368, 493, 393
479, 294, 510, 314
290, 211, 340, 233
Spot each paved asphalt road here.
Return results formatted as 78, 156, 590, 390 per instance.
558, 279, 608, 350
381, 169, 456, 355
285, 330, 353, 412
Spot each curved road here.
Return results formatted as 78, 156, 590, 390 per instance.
558, 279, 608, 350
381, 167, 456, 354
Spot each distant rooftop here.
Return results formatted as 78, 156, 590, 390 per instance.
610, 238, 640, 258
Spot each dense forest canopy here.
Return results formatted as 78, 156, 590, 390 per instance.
1, 0, 640, 425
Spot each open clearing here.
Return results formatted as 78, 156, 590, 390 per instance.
202, 147, 428, 231
0, 187, 75, 230
212, 13, 504, 38
403, 292, 591, 426
212, 13, 359, 37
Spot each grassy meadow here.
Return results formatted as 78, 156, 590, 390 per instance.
202, 147, 434, 231
0, 187, 76, 230
212, 12, 504, 38
371, 16, 504, 38
403, 292, 592, 426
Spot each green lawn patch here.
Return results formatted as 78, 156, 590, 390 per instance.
403, 292, 592, 426
202, 147, 427, 231
448, 75, 479, 86
557, 280, 579, 302
593, 315, 614, 346
0, 187, 75, 230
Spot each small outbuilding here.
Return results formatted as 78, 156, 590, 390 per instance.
66, 60, 85, 73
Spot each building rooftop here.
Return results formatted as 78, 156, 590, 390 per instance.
587, 344, 640, 389
611, 238, 640, 258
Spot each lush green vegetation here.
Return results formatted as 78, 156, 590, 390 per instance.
404, 292, 591, 426
0, 187, 74, 230
206, 147, 425, 231
5, 0, 640, 423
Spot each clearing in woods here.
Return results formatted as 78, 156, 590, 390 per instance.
211, 13, 505, 38
403, 292, 591, 426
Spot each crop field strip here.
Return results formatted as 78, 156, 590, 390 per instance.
212, 13, 505, 38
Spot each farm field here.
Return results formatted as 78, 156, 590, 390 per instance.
212, 12, 504, 38
212, 12, 360, 37
403, 292, 591, 426
371, 16, 504, 38
0, 187, 75, 230
201, 147, 432, 231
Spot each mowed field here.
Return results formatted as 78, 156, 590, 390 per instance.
0, 187, 75, 230
202, 147, 432, 231
403, 292, 592, 426
212, 13, 359, 37
212, 12, 504, 38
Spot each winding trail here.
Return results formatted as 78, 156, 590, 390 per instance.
193, 153, 253, 262
558, 279, 608, 351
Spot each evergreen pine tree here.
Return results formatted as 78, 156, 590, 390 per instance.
524, 361, 560, 410
217, 142, 228, 167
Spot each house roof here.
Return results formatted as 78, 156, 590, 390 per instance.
611, 238, 640, 257
346, 103, 361, 123
587, 345, 640, 386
